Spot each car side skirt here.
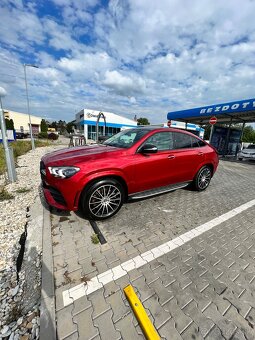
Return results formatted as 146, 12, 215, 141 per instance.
128, 181, 191, 200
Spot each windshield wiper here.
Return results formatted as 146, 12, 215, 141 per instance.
104, 142, 119, 147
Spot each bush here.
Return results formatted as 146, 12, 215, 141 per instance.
38, 132, 48, 139
48, 133, 59, 140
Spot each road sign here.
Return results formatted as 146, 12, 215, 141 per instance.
209, 116, 217, 125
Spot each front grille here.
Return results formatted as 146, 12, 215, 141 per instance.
48, 186, 66, 206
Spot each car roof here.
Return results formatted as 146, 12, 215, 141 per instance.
134, 126, 199, 135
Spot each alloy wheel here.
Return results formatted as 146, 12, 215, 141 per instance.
88, 184, 122, 218
198, 168, 211, 190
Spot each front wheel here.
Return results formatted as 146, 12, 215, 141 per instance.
193, 166, 212, 191
81, 179, 124, 220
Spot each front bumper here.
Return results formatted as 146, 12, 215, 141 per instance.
42, 182, 68, 210
238, 153, 255, 160
40, 161, 81, 211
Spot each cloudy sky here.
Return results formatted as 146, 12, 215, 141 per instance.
0, 0, 255, 124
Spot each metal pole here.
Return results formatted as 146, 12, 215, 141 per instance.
23, 64, 35, 150
0, 98, 17, 182
240, 122, 245, 141
223, 117, 233, 157
209, 124, 214, 143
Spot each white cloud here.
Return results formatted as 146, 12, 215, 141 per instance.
0, 5, 45, 49
102, 70, 146, 96
1, 0, 255, 125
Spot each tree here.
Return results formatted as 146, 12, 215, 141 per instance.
49, 121, 57, 129
5, 118, 14, 130
57, 120, 66, 134
137, 117, 150, 125
40, 119, 48, 132
242, 126, 255, 143
66, 120, 76, 133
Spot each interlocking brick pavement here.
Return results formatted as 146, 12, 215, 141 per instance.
49, 161, 255, 339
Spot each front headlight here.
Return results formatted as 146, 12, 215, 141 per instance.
48, 166, 80, 178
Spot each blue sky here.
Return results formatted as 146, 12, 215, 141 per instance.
0, 0, 255, 124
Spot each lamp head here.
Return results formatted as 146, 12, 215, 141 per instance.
0, 87, 7, 97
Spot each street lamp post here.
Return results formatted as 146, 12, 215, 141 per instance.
23, 64, 39, 150
0, 87, 17, 182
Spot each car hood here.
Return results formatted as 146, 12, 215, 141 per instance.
42, 144, 123, 165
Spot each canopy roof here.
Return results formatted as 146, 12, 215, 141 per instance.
167, 98, 255, 125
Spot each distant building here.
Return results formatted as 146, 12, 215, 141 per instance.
75, 109, 137, 140
3, 110, 42, 135
165, 120, 205, 138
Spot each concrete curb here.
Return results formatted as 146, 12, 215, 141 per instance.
40, 207, 56, 340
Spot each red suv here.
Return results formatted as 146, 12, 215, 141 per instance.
40, 127, 219, 220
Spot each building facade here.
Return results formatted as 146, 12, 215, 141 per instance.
75, 109, 137, 141
166, 120, 205, 138
4, 110, 42, 134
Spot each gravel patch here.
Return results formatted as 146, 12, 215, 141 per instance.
0, 141, 67, 339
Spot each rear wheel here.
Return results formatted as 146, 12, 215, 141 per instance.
238, 158, 243, 161
193, 166, 212, 191
81, 179, 124, 220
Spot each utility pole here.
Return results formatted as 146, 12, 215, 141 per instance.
24, 64, 39, 150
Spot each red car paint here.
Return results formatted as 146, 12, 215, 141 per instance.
40, 128, 219, 212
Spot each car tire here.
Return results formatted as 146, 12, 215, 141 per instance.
81, 178, 124, 220
193, 166, 212, 191
238, 158, 243, 161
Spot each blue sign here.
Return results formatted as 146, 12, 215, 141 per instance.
167, 98, 255, 120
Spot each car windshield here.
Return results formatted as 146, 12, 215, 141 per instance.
246, 145, 255, 149
103, 128, 149, 148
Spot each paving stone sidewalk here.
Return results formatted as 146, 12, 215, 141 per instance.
48, 161, 255, 339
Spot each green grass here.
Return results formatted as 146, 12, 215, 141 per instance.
91, 234, 100, 244
16, 187, 31, 193
0, 140, 50, 175
0, 187, 14, 201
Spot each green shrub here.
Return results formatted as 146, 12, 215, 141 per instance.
48, 133, 59, 140
38, 132, 48, 139
0, 187, 14, 201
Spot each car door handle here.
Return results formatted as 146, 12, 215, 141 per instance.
197, 152, 204, 156
168, 155, 175, 159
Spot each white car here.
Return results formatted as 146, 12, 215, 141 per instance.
238, 144, 255, 161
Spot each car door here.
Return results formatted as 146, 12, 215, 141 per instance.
171, 132, 205, 182
133, 131, 179, 192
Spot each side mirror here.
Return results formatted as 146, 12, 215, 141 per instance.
139, 143, 158, 154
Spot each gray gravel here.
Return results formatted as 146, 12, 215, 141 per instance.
0, 141, 67, 339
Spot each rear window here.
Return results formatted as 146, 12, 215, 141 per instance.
173, 132, 206, 149
173, 132, 191, 149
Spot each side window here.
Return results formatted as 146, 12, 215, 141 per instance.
190, 136, 200, 147
145, 132, 174, 151
173, 132, 191, 149
197, 139, 206, 147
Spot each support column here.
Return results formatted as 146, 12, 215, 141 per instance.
209, 125, 214, 144
222, 118, 233, 157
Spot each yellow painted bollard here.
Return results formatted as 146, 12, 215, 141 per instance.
124, 285, 160, 340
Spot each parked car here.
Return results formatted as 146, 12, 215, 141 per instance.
40, 127, 219, 220
238, 144, 255, 161
15, 132, 29, 139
